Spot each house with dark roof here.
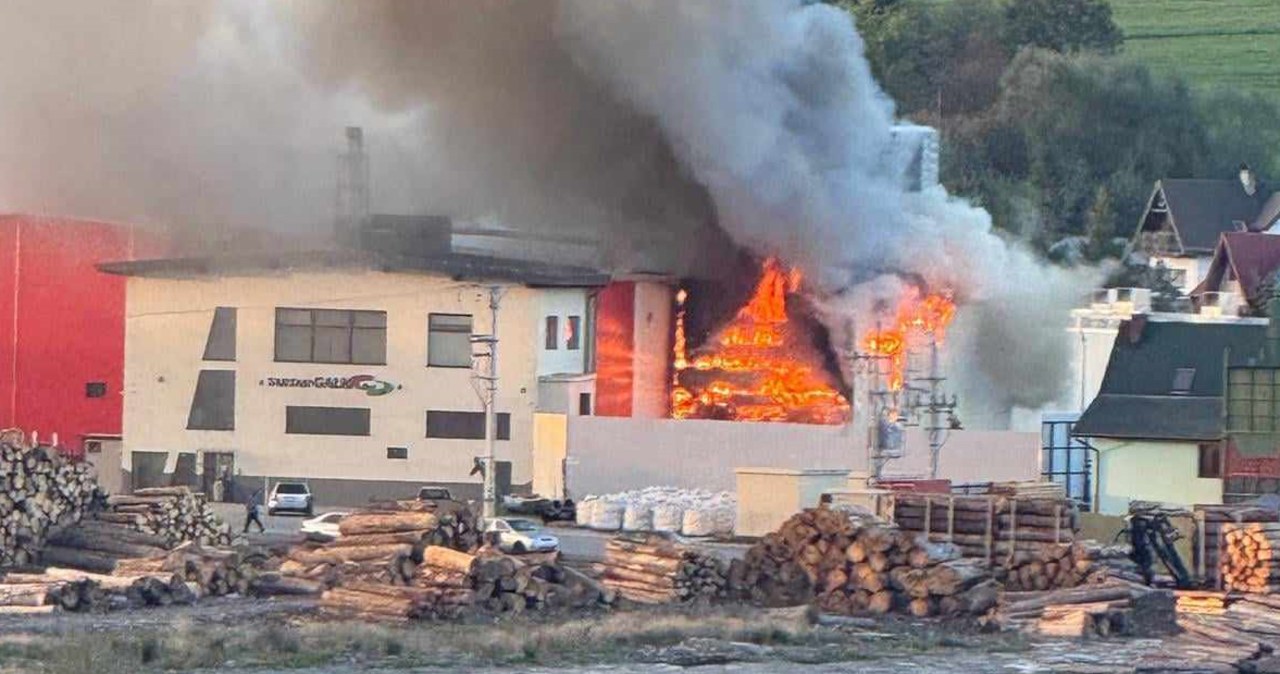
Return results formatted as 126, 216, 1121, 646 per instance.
1134, 166, 1280, 294
1072, 316, 1272, 513
1190, 232, 1280, 317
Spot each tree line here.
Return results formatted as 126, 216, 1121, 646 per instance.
837, 0, 1280, 266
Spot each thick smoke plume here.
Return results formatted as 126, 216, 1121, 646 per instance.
0, 0, 1094, 424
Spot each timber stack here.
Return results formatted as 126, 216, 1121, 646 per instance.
1220, 521, 1280, 593
1174, 593, 1280, 667
39, 517, 261, 599
595, 533, 727, 604
0, 440, 100, 567
993, 541, 1136, 591
983, 580, 1175, 638
282, 510, 441, 586
319, 544, 606, 621
105, 487, 233, 547
730, 507, 998, 618
1195, 504, 1279, 589
892, 493, 1078, 562
375, 499, 482, 551
0, 566, 200, 612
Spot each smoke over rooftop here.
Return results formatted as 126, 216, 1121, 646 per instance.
0, 0, 1094, 423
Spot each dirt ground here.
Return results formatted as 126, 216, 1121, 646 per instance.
0, 598, 1221, 674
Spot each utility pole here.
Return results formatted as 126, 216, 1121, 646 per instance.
917, 333, 959, 479
471, 286, 503, 519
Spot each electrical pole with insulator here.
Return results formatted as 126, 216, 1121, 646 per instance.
470, 286, 503, 519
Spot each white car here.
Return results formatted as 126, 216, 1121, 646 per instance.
484, 518, 559, 554
267, 481, 314, 516
300, 511, 347, 538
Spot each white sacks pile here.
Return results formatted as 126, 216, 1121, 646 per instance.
575, 487, 736, 537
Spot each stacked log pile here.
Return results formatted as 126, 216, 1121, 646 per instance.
0, 566, 200, 613
983, 581, 1176, 638
594, 534, 727, 604
318, 545, 604, 621
0, 441, 100, 567
729, 507, 998, 618
1219, 522, 1280, 593
376, 500, 482, 551
106, 487, 232, 547
36, 517, 260, 599
282, 511, 440, 587
892, 493, 1077, 562
992, 541, 1136, 591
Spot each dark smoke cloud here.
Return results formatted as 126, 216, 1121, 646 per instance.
0, 0, 1095, 423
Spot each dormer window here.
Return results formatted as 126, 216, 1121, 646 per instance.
1172, 367, 1196, 394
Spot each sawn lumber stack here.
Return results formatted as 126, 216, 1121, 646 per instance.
729, 506, 998, 618
595, 533, 727, 604
892, 493, 1078, 562
983, 580, 1176, 638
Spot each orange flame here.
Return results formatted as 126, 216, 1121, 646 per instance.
860, 290, 956, 390
670, 259, 850, 424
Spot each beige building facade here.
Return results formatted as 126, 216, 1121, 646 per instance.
105, 251, 606, 505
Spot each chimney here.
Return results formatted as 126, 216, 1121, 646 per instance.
336, 126, 370, 245
1241, 163, 1258, 197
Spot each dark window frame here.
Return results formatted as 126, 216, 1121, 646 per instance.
425, 410, 511, 440
386, 446, 408, 460
544, 316, 559, 351
1199, 443, 1223, 479
566, 315, 581, 350
285, 406, 371, 436
578, 392, 592, 416
427, 312, 474, 368
85, 382, 107, 398
274, 308, 387, 365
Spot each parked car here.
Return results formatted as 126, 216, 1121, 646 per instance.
300, 511, 347, 538
483, 517, 559, 554
267, 481, 314, 516
417, 486, 469, 515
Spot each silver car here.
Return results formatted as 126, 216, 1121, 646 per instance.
267, 482, 313, 516
484, 518, 559, 554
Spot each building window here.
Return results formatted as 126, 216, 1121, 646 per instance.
1199, 443, 1223, 479
428, 313, 472, 368
566, 315, 581, 350
187, 370, 235, 431
286, 406, 371, 436
1172, 367, 1196, 395
386, 446, 408, 460
1227, 367, 1280, 433
203, 307, 237, 361
85, 382, 107, 398
275, 308, 386, 365
545, 316, 559, 350
426, 410, 511, 440
578, 392, 592, 416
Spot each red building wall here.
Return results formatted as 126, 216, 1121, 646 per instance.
594, 281, 636, 417
0, 215, 160, 455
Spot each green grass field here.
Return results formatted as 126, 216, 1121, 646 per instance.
1111, 0, 1280, 100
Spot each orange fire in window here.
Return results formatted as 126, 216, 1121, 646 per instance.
860, 290, 956, 391
670, 259, 850, 424
670, 260, 956, 423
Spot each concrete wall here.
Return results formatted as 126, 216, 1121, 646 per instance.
1095, 438, 1222, 514
735, 468, 850, 536
562, 416, 1040, 496
532, 412, 568, 499
123, 270, 589, 497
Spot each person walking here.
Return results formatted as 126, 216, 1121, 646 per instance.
243, 488, 265, 533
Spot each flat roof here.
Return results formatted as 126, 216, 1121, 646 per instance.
97, 249, 611, 288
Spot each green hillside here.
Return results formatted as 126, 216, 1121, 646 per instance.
1111, 0, 1280, 99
